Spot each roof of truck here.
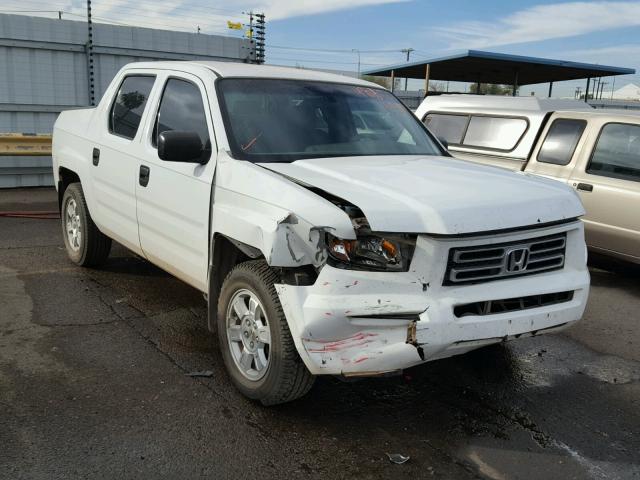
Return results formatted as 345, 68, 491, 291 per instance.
419, 94, 593, 114
552, 108, 640, 121
124, 61, 377, 87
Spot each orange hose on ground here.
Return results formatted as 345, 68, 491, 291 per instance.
0, 211, 60, 219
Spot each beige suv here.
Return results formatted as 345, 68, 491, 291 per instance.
416, 95, 640, 264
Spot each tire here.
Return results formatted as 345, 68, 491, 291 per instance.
61, 182, 112, 267
217, 260, 315, 405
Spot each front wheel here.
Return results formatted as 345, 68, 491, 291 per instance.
217, 260, 314, 405
61, 182, 111, 267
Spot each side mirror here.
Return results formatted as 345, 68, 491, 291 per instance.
437, 137, 449, 150
158, 130, 206, 163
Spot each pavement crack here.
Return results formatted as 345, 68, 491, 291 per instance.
48, 320, 120, 327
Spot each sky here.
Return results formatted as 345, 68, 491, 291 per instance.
2, 0, 639, 98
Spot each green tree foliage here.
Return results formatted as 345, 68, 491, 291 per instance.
469, 83, 515, 95
361, 75, 392, 89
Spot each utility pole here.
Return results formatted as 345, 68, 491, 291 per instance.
610, 76, 616, 100
254, 13, 265, 64
244, 12, 265, 64
244, 11, 255, 62
86, 0, 95, 106
352, 49, 361, 78
401, 47, 414, 90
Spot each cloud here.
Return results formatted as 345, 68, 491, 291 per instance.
557, 44, 640, 78
437, 1, 640, 49
0, 0, 407, 35
254, 0, 407, 20
562, 43, 640, 60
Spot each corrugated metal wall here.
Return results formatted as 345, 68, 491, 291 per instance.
0, 13, 253, 188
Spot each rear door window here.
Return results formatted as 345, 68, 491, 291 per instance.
423, 113, 468, 144
109, 75, 155, 140
587, 123, 640, 182
537, 118, 587, 165
462, 116, 528, 151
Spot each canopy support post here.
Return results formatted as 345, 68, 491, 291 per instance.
585, 77, 591, 103
424, 63, 430, 97
548, 82, 553, 98
390, 69, 395, 93
512, 70, 519, 96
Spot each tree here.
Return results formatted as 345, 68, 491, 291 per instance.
361, 75, 392, 89
429, 81, 446, 93
469, 83, 514, 95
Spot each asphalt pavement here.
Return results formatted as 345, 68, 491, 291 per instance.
1, 188, 638, 479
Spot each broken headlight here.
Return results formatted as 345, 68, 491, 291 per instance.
326, 233, 416, 272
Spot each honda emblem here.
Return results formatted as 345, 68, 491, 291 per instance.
506, 247, 530, 272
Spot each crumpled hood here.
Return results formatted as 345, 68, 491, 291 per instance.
259, 155, 585, 235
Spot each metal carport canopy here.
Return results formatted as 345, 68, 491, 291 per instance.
362, 50, 635, 85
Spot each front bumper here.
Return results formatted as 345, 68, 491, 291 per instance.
276, 221, 590, 376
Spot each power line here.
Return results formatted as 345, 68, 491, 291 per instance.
26, 1, 245, 24
83, 2, 246, 22
267, 44, 407, 54
7, 0, 242, 15
72, 7, 242, 29
267, 56, 387, 66
44, 10, 246, 38
2, 0, 246, 33
0, 9, 62, 13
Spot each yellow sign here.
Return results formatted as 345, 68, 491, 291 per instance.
227, 21, 242, 30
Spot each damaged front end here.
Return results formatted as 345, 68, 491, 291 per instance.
214, 157, 589, 378
275, 219, 589, 377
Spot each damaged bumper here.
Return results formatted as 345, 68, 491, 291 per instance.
276, 221, 589, 376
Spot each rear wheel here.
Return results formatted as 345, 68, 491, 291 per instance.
217, 260, 314, 405
61, 182, 111, 267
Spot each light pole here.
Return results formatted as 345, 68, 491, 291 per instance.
401, 48, 414, 90
352, 49, 361, 78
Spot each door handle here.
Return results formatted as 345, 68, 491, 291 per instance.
576, 182, 593, 192
92, 147, 100, 166
139, 165, 150, 187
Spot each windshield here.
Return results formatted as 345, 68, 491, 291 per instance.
217, 79, 442, 163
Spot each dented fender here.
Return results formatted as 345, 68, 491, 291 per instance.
210, 152, 355, 267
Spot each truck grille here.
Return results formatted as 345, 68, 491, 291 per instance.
444, 233, 566, 285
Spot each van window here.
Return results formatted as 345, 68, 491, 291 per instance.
109, 75, 155, 140
423, 113, 468, 144
537, 119, 586, 165
463, 116, 528, 150
587, 123, 640, 183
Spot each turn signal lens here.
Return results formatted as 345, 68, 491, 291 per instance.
381, 239, 397, 257
329, 237, 355, 263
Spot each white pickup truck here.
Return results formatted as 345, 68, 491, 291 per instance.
53, 61, 590, 405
